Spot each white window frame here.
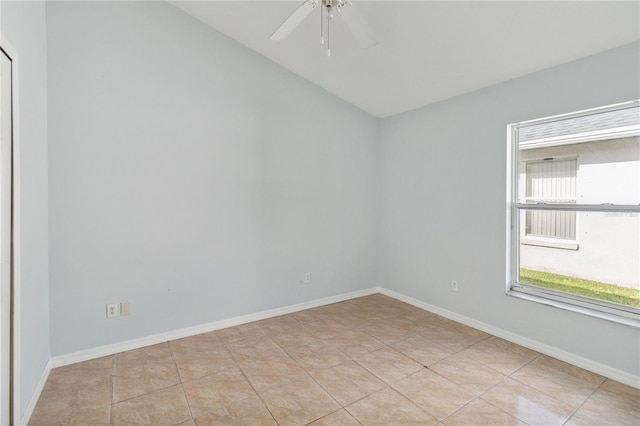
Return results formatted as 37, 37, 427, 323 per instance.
506, 100, 640, 326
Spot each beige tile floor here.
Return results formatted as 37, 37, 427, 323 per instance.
29, 294, 640, 425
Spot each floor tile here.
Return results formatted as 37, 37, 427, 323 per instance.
510, 355, 605, 408
286, 340, 350, 371
113, 343, 181, 403
342, 309, 385, 327
225, 336, 285, 365
32, 356, 112, 419
116, 343, 173, 364
419, 325, 486, 352
269, 327, 320, 348
535, 355, 605, 384
111, 384, 191, 425
239, 352, 309, 393
255, 315, 301, 335
31, 377, 112, 416
366, 303, 407, 319
599, 378, 640, 402
326, 330, 385, 357
481, 377, 574, 426
172, 344, 237, 382
308, 409, 361, 425
484, 336, 539, 359
303, 318, 352, 339
346, 387, 437, 425
355, 347, 423, 384
215, 323, 265, 344
309, 360, 386, 406
429, 353, 504, 395
393, 369, 476, 420
446, 322, 490, 340
457, 337, 538, 375
442, 398, 525, 426
29, 356, 113, 425
44, 356, 113, 390
259, 376, 341, 425
292, 306, 332, 322
390, 335, 456, 366
394, 309, 450, 328
183, 367, 257, 418
192, 395, 276, 425
170, 332, 222, 355
360, 321, 413, 344
566, 385, 640, 425
385, 315, 443, 336
29, 404, 111, 426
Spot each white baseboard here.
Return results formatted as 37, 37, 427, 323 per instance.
20, 358, 51, 426
51, 287, 381, 368
379, 288, 640, 389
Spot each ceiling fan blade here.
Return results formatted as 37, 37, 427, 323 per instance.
339, 3, 378, 48
270, 0, 317, 41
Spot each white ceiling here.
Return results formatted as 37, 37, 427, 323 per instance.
169, 1, 640, 118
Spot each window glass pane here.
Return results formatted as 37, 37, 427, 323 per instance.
519, 210, 640, 307
519, 136, 639, 205
526, 158, 576, 203
525, 210, 576, 240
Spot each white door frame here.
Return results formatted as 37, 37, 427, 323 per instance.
0, 38, 18, 426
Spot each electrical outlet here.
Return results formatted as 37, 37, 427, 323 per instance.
106, 303, 119, 318
304, 272, 311, 283
451, 280, 459, 292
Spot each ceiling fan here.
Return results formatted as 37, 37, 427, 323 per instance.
270, 0, 378, 56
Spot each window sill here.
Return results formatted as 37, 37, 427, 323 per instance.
507, 289, 640, 328
522, 236, 578, 250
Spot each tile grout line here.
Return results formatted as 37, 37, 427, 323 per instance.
110, 342, 187, 407
560, 376, 608, 426
506, 353, 606, 424
499, 373, 579, 425
169, 340, 196, 424
474, 370, 531, 424
109, 355, 115, 426
230, 340, 282, 426
442, 346, 537, 426
508, 352, 542, 378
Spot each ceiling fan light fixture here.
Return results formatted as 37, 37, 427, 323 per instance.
325, 1, 333, 56
320, 4, 324, 45
270, 0, 377, 57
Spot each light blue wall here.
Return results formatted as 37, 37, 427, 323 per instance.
379, 42, 640, 377
47, 1, 379, 356
1, 0, 51, 420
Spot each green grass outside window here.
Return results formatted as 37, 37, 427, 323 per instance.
520, 269, 640, 308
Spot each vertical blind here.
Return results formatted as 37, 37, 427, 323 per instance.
525, 158, 577, 239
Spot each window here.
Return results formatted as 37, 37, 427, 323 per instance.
507, 101, 640, 323
522, 158, 577, 248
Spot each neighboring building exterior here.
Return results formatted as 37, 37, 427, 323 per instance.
519, 107, 639, 289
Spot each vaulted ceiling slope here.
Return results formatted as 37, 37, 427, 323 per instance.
169, 1, 640, 118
